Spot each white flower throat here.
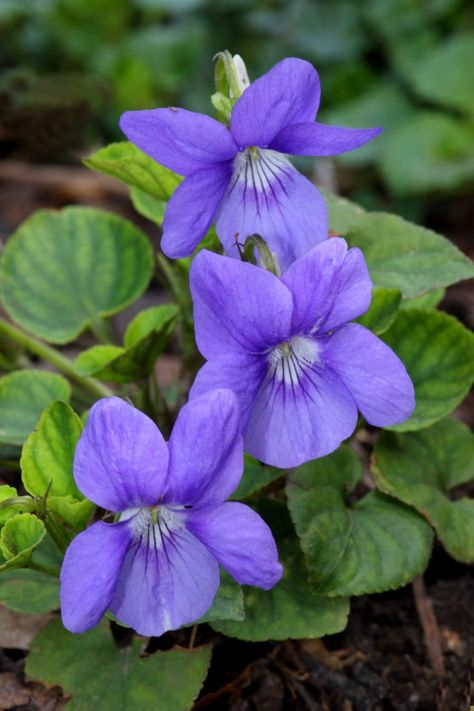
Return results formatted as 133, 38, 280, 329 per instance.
120, 506, 185, 550
232, 147, 293, 194
269, 336, 320, 386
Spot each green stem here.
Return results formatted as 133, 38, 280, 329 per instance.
43, 511, 71, 554
29, 562, 60, 578
0, 318, 113, 400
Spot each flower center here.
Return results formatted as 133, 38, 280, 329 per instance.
268, 336, 320, 385
120, 505, 185, 550
232, 147, 292, 194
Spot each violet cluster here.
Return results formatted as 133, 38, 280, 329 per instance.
60, 55, 415, 637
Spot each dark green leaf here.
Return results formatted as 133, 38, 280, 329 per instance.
26, 619, 211, 711
212, 501, 350, 641
356, 287, 401, 334
400, 288, 445, 311
0, 370, 71, 445
197, 573, 244, 624
287, 448, 433, 596
231, 455, 283, 500
84, 142, 182, 200
0, 207, 154, 343
373, 419, 474, 562
382, 309, 474, 431
0, 568, 59, 614
346, 211, 474, 298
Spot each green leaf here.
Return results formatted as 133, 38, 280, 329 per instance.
124, 305, 178, 349
287, 448, 433, 596
346, 211, 474, 298
382, 309, 474, 431
0, 370, 71, 445
74, 305, 178, 383
130, 187, 167, 225
356, 287, 401, 334
0, 568, 59, 614
380, 113, 474, 194
231, 455, 283, 500
0, 485, 18, 525
84, 142, 182, 199
0, 514, 46, 571
21, 401, 83, 500
409, 34, 474, 115
324, 192, 366, 236
212, 501, 350, 641
26, 619, 211, 711
0, 207, 154, 343
400, 288, 445, 311
373, 419, 474, 563
197, 573, 244, 624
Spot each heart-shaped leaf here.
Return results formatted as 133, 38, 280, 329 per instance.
0, 370, 71, 446
26, 619, 211, 711
382, 309, 474, 431
212, 501, 350, 641
373, 418, 474, 563
286, 448, 433, 596
0, 207, 154, 343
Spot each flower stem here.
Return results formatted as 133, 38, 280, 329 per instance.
0, 318, 113, 400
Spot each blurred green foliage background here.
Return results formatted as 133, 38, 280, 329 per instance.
1, 0, 473, 212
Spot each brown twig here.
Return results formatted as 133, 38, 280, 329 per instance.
412, 575, 445, 675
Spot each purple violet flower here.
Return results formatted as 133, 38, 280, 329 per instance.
189, 239, 415, 468
60, 390, 282, 636
120, 58, 382, 270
